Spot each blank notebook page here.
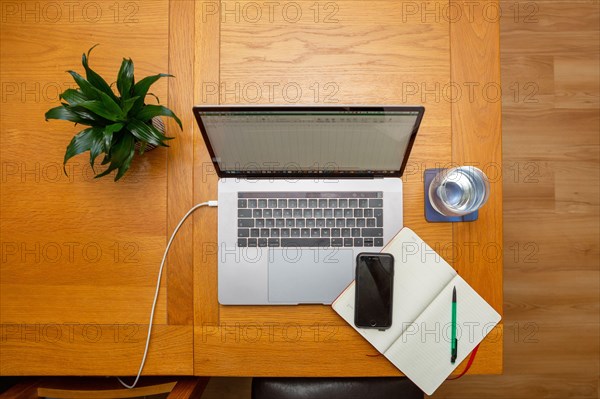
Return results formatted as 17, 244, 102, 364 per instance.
383, 274, 501, 395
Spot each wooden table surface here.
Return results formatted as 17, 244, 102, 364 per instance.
0, 0, 502, 377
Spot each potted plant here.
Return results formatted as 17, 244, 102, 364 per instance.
45, 45, 182, 181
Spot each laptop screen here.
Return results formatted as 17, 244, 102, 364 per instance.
194, 106, 424, 178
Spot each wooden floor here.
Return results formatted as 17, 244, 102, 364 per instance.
201, 1, 600, 398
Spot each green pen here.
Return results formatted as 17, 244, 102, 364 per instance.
451, 286, 458, 363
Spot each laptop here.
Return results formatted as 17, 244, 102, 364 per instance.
193, 105, 425, 305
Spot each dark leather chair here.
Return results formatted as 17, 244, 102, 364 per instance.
252, 377, 423, 399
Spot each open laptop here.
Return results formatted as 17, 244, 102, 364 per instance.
193, 105, 425, 305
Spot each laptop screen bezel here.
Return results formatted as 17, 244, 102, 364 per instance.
193, 105, 425, 179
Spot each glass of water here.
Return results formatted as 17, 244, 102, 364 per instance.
428, 166, 490, 217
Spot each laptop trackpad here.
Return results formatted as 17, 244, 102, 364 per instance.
268, 248, 354, 304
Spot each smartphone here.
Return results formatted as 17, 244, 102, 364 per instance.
354, 252, 394, 330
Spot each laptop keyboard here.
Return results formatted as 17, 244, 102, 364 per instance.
237, 192, 384, 248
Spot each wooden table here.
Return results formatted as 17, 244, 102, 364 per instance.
0, 0, 502, 376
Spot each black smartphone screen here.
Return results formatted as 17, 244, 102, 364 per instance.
354, 252, 394, 330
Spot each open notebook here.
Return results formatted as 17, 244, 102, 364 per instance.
332, 227, 501, 395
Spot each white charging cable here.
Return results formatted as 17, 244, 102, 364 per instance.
118, 200, 218, 389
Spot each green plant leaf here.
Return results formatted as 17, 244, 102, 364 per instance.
59, 89, 88, 106
82, 45, 119, 103
67, 70, 100, 100
146, 123, 173, 145
126, 119, 167, 146
122, 96, 140, 116
51, 49, 181, 182
78, 100, 121, 122
102, 122, 124, 149
117, 58, 134, 100
89, 127, 105, 170
134, 105, 182, 130
63, 128, 95, 173
113, 136, 136, 181
45, 105, 94, 125
78, 89, 125, 122
130, 73, 173, 114
95, 134, 135, 181
68, 106, 109, 125
133, 73, 173, 97
97, 89, 126, 118
149, 123, 173, 141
